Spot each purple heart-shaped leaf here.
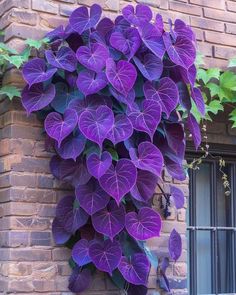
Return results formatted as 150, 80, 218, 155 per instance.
45, 46, 77, 72
107, 114, 133, 145
179, 64, 196, 86
89, 239, 122, 275
45, 109, 78, 147
110, 87, 135, 106
186, 113, 201, 150
69, 4, 102, 34
133, 53, 163, 81
170, 186, 185, 209
125, 207, 162, 240
165, 156, 186, 181
129, 142, 163, 177
68, 268, 92, 293
173, 19, 195, 41
86, 151, 112, 179
75, 178, 110, 215
79, 105, 114, 147
139, 23, 165, 59
163, 32, 196, 69
106, 58, 137, 96
169, 229, 182, 261
77, 69, 108, 96
55, 132, 86, 161
99, 159, 137, 205
130, 170, 158, 203
22, 58, 57, 87
56, 195, 89, 234
110, 27, 141, 60
72, 239, 92, 266
52, 217, 71, 245
118, 253, 150, 285
143, 78, 179, 117
164, 122, 185, 154
76, 43, 109, 72
122, 4, 152, 26
92, 200, 125, 240
190, 86, 205, 116
127, 100, 161, 140
22, 83, 55, 115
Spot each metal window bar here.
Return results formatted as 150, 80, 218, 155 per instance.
187, 159, 236, 295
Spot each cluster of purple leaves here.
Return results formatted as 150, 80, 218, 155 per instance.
21, 4, 202, 294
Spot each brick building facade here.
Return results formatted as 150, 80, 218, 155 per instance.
0, 1, 236, 294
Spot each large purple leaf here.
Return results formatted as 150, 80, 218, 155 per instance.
86, 151, 112, 179
186, 114, 201, 150
79, 105, 114, 147
68, 268, 91, 293
76, 43, 109, 72
72, 239, 92, 266
138, 23, 165, 59
130, 170, 158, 203
77, 69, 108, 96
170, 186, 185, 209
106, 58, 137, 96
190, 86, 205, 116
179, 64, 196, 86
115, 15, 130, 30
92, 200, 125, 240
177, 81, 191, 111
165, 156, 186, 181
46, 25, 69, 41
52, 217, 71, 245
163, 32, 196, 69
110, 87, 135, 106
89, 239, 122, 275
75, 178, 110, 215
173, 19, 195, 41
45, 109, 78, 147
69, 4, 102, 34
164, 122, 185, 154
55, 132, 86, 161
155, 13, 164, 34
129, 142, 163, 177
56, 195, 89, 234
122, 4, 152, 26
133, 53, 163, 81
143, 78, 179, 117
22, 83, 55, 115
118, 253, 150, 285
22, 58, 57, 87
169, 229, 182, 261
125, 207, 162, 240
128, 284, 148, 295
127, 100, 161, 140
107, 114, 133, 145
99, 159, 137, 205
45, 46, 77, 72
109, 27, 141, 60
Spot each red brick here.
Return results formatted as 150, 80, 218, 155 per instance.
214, 45, 236, 59
205, 31, 236, 47
189, 0, 225, 10
197, 42, 213, 57
226, 23, 236, 35
169, 1, 202, 16
204, 7, 236, 23
190, 16, 224, 32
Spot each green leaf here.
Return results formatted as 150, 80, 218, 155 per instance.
206, 82, 220, 97
190, 100, 202, 123
206, 100, 224, 115
197, 68, 208, 84
0, 85, 21, 100
25, 37, 49, 49
229, 109, 236, 128
0, 42, 18, 54
107, 148, 119, 161
3, 55, 25, 68
195, 52, 205, 67
206, 68, 220, 80
228, 57, 236, 68
220, 71, 236, 91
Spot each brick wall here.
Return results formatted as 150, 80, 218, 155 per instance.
0, 1, 235, 295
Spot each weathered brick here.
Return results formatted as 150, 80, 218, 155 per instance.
2, 262, 32, 276
0, 0, 30, 17
173, 263, 187, 277
52, 248, 71, 261
136, 0, 161, 8
190, 16, 224, 32
32, 0, 58, 14
197, 42, 213, 57
227, 1, 236, 12
189, 0, 225, 10
10, 217, 50, 230
8, 279, 34, 292
10, 248, 52, 261
226, 23, 236, 35
0, 231, 29, 247
204, 7, 236, 23
40, 13, 68, 28
105, 0, 119, 11
10, 173, 37, 188
205, 31, 236, 47
31, 232, 51, 246
59, 3, 77, 16
8, 9, 38, 27
38, 204, 56, 217
169, 1, 202, 16
33, 280, 56, 292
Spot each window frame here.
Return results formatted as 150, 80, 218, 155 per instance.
186, 143, 236, 295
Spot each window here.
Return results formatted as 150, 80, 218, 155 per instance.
188, 155, 236, 295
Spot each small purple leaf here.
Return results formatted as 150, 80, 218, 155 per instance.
169, 229, 182, 261
72, 239, 92, 266
22, 58, 56, 87
52, 217, 71, 245
190, 86, 205, 116
68, 268, 91, 293
86, 151, 112, 179
186, 114, 201, 150
22, 83, 55, 115
110, 87, 135, 106
143, 78, 179, 117
76, 43, 109, 72
75, 178, 110, 215
69, 4, 102, 34
106, 58, 137, 96
45, 109, 78, 147
99, 159, 137, 205
79, 105, 114, 147
89, 239, 122, 275
118, 253, 150, 285
122, 4, 152, 26
125, 207, 162, 240
77, 69, 108, 96
165, 156, 186, 181
170, 186, 185, 209
92, 200, 125, 240
107, 114, 133, 145
133, 53, 163, 81
45, 46, 77, 72
179, 64, 196, 86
